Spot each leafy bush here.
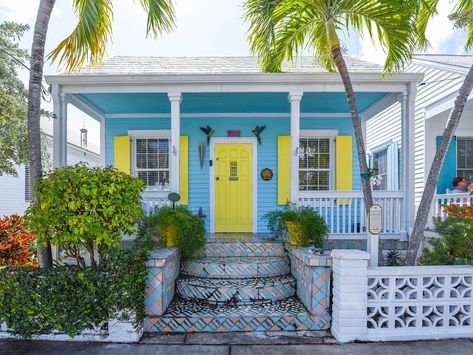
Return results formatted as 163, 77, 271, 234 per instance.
0, 214, 37, 267
264, 206, 328, 247
25, 163, 144, 269
0, 239, 151, 338
139, 206, 206, 257
419, 215, 473, 265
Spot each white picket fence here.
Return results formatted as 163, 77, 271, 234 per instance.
142, 194, 171, 215
298, 191, 404, 236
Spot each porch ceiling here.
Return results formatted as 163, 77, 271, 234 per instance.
78, 92, 388, 115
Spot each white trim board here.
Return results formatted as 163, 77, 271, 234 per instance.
209, 137, 258, 234
105, 112, 353, 119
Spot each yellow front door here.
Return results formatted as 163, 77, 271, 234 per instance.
215, 143, 252, 232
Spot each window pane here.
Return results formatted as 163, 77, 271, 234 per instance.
319, 139, 329, 154
308, 154, 319, 169
158, 154, 169, 169
148, 154, 158, 169
147, 139, 158, 154
318, 171, 329, 190
158, 139, 169, 154
307, 171, 317, 190
299, 171, 308, 191
458, 139, 466, 169
137, 154, 147, 169
136, 139, 147, 154
138, 171, 148, 186
319, 154, 330, 169
147, 171, 159, 189
159, 171, 170, 190
299, 139, 308, 169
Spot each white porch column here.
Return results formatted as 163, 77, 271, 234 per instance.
52, 86, 67, 168
401, 83, 417, 230
168, 92, 182, 194
289, 91, 303, 204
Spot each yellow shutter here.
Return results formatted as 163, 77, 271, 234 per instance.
336, 136, 353, 190
114, 136, 131, 174
180, 136, 189, 205
278, 136, 291, 205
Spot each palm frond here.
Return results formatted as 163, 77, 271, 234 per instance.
137, 0, 176, 37
416, 0, 441, 50
48, 0, 113, 72
340, 0, 418, 74
450, 0, 473, 50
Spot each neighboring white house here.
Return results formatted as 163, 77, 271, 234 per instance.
366, 54, 473, 206
0, 126, 100, 217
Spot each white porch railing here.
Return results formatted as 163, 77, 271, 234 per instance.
142, 193, 171, 215
298, 191, 405, 235
428, 193, 473, 228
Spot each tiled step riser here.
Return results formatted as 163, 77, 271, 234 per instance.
176, 277, 296, 305
202, 242, 286, 257
181, 258, 290, 279
146, 314, 331, 332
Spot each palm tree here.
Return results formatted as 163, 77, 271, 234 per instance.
28, 0, 176, 267
244, 0, 417, 213
406, 0, 473, 265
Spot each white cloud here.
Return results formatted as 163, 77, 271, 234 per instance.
0, 0, 39, 23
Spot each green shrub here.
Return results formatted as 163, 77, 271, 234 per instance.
25, 163, 144, 269
0, 240, 151, 338
264, 206, 328, 247
139, 206, 206, 257
419, 216, 473, 265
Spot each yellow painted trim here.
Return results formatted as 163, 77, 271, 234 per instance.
336, 136, 353, 204
180, 136, 189, 205
114, 136, 131, 174
278, 136, 291, 205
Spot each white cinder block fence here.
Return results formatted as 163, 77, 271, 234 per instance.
331, 249, 473, 342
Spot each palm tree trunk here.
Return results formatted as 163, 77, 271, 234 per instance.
406, 64, 473, 265
28, 0, 56, 268
331, 46, 374, 212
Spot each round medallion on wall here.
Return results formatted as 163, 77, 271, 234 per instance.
261, 168, 273, 181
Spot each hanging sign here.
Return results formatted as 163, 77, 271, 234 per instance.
368, 204, 383, 235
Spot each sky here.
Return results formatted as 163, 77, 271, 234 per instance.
0, 0, 469, 151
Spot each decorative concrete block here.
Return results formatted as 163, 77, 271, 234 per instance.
331, 249, 369, 343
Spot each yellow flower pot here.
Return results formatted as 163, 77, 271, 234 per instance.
160, 223, 178, 247
285, 221, 304, 246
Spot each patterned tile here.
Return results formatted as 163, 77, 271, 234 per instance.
176, 275, 295, 305
202, 241, 286, 257
181, 257, 290, 279
145, 297, 331, 333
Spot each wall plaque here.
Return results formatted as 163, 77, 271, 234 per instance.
368, 204, 383, 235
260, 168, 273, 181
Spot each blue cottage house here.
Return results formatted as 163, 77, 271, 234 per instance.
46, 56, 422, 243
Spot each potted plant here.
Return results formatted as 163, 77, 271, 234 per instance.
139, 206, 206, 257
264, 206, 327, 247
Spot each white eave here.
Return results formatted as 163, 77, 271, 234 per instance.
45, 72, 424, 93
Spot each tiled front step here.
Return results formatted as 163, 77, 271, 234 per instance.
202, 241, 286, 257
176, 275, 295, 305
180, 257, 290, 279
145, 297, 331, 333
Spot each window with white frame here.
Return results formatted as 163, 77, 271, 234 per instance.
135, 138, 170, 191
372, 148, 388, 190
299, 138, 331, 191
457, 137, 473, 183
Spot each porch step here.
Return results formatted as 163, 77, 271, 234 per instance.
145, 296, 331, 333
180, 256, 290, 279
176, 275, 296, 305
202, 240, 286, 258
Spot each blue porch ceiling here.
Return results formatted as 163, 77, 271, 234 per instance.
79, 92, 388, 115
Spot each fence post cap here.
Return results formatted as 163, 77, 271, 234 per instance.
331, 249, 370, 260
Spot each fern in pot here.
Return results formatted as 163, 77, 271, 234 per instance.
264, 206, 327, 247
